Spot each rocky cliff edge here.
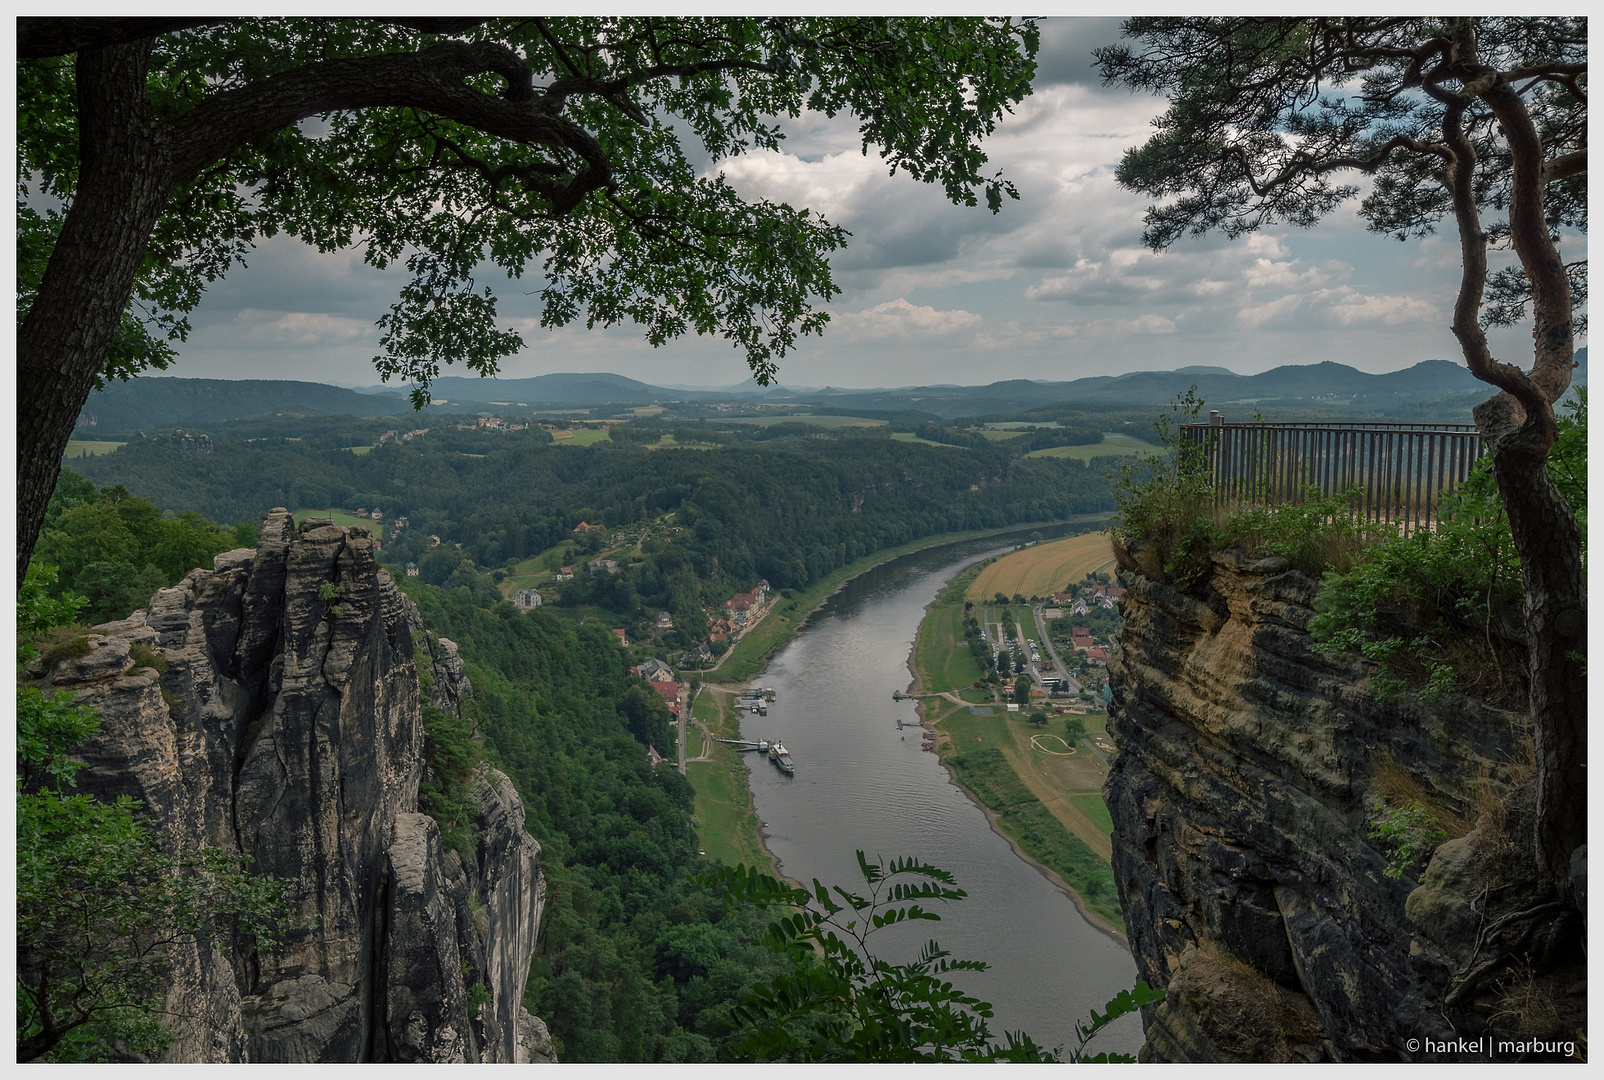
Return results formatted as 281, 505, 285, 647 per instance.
1105, 544, 1583, 1062
36, 510, 555, 1063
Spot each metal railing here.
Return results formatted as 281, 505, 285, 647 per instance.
1180, 412, 1486, 534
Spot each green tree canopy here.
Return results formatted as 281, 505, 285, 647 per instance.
15, 16, 1040, 576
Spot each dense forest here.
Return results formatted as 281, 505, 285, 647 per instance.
72, 422, 1117, 647
403, 582, 787, 1060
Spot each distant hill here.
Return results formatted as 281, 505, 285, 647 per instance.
75, 351, 1584, 435
418, 371, 665, 405
74, 378, 415, 436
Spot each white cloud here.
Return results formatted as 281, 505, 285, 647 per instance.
832, 298, 983, 341
1239, 287, 1442, 330
236, 309, 374, 344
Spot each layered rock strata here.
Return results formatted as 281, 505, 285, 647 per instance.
1105, 545, 1582, 1062
39, 511, 550, 1062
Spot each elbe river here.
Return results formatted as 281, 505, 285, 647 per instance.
736, 525, 1143, 1056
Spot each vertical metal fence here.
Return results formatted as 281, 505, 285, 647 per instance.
1180, 412, 1487, 534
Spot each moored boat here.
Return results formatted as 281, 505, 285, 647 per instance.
769, 739, 794, 775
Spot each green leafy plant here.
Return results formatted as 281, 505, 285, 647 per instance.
705, 853, 1055, 1062
1368, 803, 1449, 880
706, 852, 1158, 1062
1068, 981, 1166, 1063
128, 641, 168, 675
1111, 388, 1217, 584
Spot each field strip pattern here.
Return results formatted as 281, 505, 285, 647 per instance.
966, 531, 1116, 602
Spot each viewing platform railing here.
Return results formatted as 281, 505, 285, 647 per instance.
1180, 412, 1487, 535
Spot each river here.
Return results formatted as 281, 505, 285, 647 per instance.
737, 527, 1144, 1057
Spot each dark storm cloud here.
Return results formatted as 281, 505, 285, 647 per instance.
1032, 17, 1126, 86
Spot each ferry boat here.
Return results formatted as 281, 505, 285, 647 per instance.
768, 740, 794, 775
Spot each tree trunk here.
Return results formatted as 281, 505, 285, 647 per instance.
17, 39, 171, 582
1477, 397, 1589, 892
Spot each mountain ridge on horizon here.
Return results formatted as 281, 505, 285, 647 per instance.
75, 351, 1585, 435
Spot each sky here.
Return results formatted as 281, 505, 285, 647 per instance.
159, 15, 1584, 391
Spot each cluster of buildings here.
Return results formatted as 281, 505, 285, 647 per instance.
630, 657, 681, 718
705, 580, 770, 644
377, 429, 428, 444
456, 416, 530, 432
1049, 581, 1126, 617
1067, 625, 1111, 665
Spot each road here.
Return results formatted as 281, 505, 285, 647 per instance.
677, 684, 688, 773
1032, 603, 1081, 695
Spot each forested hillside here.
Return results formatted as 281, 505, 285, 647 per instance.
402, 582, 785, 1060
73, 427, 1115, 641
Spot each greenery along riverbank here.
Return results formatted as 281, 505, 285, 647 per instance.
910, 553, 1125, 934
685, 687, 779, 875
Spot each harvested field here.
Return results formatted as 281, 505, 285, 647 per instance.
965, 530, 1115, 602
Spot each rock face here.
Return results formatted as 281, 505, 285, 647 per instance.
42, 512, 550, 1063
1105, 546, 1582, 1063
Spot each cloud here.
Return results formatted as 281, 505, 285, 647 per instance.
832, 298, 983, 341
1238, 287, 1442, 330
235, 309, 374, 344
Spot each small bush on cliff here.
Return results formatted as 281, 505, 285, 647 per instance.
1368, 803, 1449, 880
1309, 391, 1584, 704
1111, 388, 1217, 583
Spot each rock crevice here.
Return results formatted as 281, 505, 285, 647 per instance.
43, 511, 549, 1063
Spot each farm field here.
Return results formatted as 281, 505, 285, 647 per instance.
724, 414, 887, 428
64, 440, 126, 457
647, 434, 721, 450
889, 432, 954, 447
965, 530, 1116, 602
1025, 432, 1157, 461
551, 427, 613, 446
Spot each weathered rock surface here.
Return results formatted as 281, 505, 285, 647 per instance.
1106, 545, 1581, 1063
46, 512, 550, 1062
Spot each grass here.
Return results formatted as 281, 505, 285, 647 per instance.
686, 689, 774, 871
64, 440, 126, 457
979, 429, 1028, 441
913, 600, 984, 694
344, 445, 374, 455
500, 541, 578, 592
1025, 433, 1158, 461
1070, 794, 1114, 835
551, 427, 613, 446
965, 531, 1115, 602
293, 508, 371, 529
943, 742, 1124, 931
